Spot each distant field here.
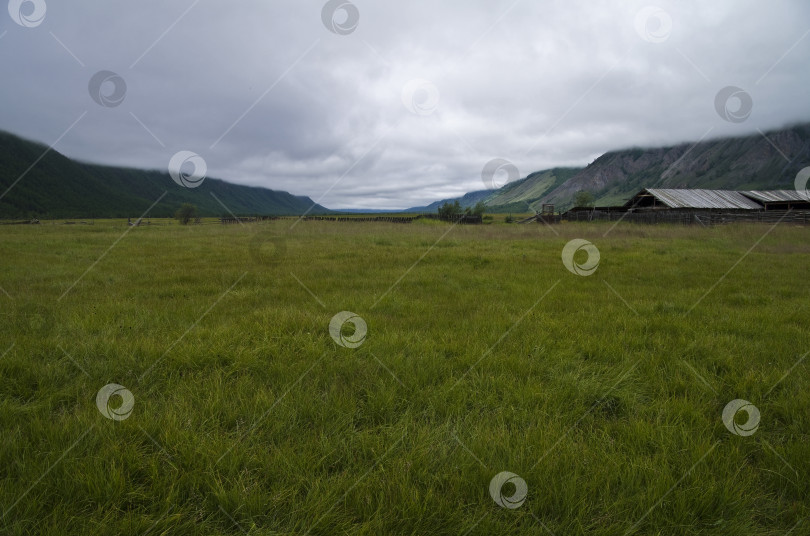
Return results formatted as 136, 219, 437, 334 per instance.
0, 213, 536, 225
0, 220, 808, 535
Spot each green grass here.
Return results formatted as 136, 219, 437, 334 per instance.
1, 220, 808, 535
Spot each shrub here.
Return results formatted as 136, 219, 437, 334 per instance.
175, 203, 198, 225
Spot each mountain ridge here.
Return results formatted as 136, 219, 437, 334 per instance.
4, 123, 810, 218
404, 190, 492, 213
414, 123, 810, 213
0, 131, 330, 219
544, 123, 810, 209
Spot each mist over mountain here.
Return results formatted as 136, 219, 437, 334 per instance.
2, 123, 809, 219
0, 131, 329, 219
414, 123, 810, 213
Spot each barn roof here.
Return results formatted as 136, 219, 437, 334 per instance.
740, 190, 810, 203
629, 189, 764, 210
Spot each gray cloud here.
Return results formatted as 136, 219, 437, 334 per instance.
1, 0, 809, 209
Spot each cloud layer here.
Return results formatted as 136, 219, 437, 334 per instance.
2, 0, 809, 209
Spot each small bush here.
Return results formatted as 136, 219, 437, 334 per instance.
175, 203, 198, 225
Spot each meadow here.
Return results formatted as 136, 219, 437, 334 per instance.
0, 218, 808, 535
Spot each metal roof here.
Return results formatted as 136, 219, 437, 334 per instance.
741, 190, 810, 203
639, 189, 763, 210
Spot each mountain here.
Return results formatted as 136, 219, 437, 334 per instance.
404, 190, 491, 213
7, 123, 809, 219
404, 168, 581, 213
0, 131, 329, 219
412, 123, 810, 213
483, 167, 582, 212
543, 123, 810, 209
332, 208, 395, 213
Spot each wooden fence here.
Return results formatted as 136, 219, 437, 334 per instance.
562, 209, 810, 226
419, 213, 483, 224
519, 214, 561, 224
0, 219, 41, 225
301, 215, 421, 223
220, 216, 282, 224
221, 213, 484, 224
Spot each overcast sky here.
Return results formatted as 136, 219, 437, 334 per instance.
2, 0, 809, 209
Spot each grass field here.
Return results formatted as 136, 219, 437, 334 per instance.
0, 219, 808, 535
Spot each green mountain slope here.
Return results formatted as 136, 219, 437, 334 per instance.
484, 167, 582, 212
0, 131, 329, 219
405, 168, 582, 214
404, 190, 491, 213
544, 123, 810, 210
413, 123, 810, 214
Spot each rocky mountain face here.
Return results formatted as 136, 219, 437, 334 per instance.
543, 123, 810, 208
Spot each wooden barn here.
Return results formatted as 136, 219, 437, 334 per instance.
623, 189, 763, 211
562, 188, 810, 225
739, 190, 810, 211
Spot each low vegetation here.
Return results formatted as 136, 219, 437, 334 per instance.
174, 203, 199, 225
0, 219, 807, 535
437, 200, 486, 220
574, 190, 595, 207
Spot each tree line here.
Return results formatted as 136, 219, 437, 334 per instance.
437, 200, 486, 221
